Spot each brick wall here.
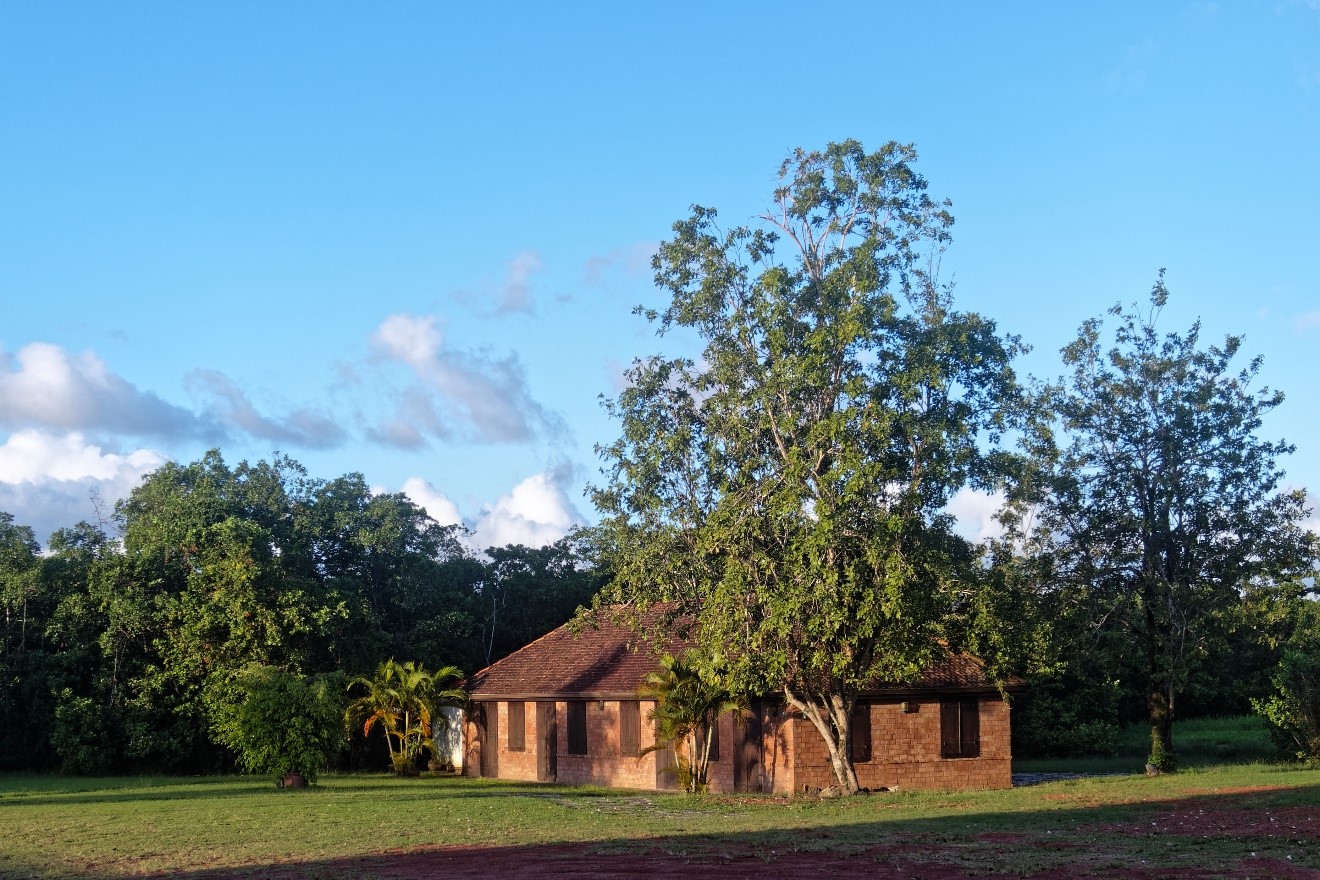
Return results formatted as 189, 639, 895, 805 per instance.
465, 694, 1012, 793
786, 696, 1012, 792
551, 699, 661, 790
493, 701, 539, 782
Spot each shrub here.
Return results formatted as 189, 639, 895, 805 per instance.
1253, 645, 1320, 762
211, 666, 345, 785
51, 689, 117, 774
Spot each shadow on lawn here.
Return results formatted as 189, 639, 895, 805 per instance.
0, 777, 622, 810
6, 782, 1318, 880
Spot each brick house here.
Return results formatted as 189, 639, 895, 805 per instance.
462, 612, 1015, 792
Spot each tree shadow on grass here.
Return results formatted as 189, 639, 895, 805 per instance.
0, 775, 625, 809
4, 782, 1318, 880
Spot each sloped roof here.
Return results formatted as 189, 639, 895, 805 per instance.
465, 608, 1013, 700
465, 609, 685, 700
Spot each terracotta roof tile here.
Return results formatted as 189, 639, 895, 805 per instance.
465, 609, 686, 699
465, 608, 1012, 699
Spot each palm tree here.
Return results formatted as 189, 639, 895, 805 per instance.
347, 659, 464, 774
639, 650, 745, 793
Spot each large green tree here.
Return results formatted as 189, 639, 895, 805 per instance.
592, 140, 1024, 793
1018, 275, 1313, 771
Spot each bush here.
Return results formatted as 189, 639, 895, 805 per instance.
1253, 645, 1320, 762
51, 689, 117, 774
1011, 676, 1124, 759
211, 666, 345, 785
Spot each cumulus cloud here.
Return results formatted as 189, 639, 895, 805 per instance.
0, 342, 212, 440
401, 477, 463, 528
469, 471, 585, 551
0, 430, 167, 544
185, 369, 346, 449
369, 313, 564, 444
946, 488, 1008, 544
397, 470, 584, 553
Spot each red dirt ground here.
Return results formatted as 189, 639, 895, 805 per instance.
170, 839, 1320, 880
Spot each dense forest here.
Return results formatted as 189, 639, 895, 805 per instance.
0, 452, 601, 773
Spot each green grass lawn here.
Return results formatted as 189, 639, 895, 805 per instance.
1, 758, 1318, 879
1012, 714, 1282, 775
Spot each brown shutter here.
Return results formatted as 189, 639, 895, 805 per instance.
849, 702, 872, 763
619, 700, 640, 756
960, 698, 980, 758
567, 701, 588, 755
507, 701, 526, 752
940, 700, 959, 758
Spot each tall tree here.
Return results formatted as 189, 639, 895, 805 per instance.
1019, 274, 1313, 771
592, 140, 1024, 793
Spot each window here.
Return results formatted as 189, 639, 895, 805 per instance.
940, 698, 980, 758
849, 702, 872, 763
567, 700, 588, 755
507, 701, 526, 752
619, 700, 640, 756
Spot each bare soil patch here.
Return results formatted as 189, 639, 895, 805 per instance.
174, 840, 1320, 880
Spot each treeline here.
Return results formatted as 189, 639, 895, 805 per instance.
0, 451, 601, 773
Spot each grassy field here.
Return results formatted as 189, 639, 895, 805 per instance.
1012, 714, 1283, 775
1, 756, 1318, 879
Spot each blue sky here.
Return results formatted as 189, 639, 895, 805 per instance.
2, 1, 1318, 547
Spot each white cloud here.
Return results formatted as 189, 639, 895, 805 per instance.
0, 430, 167, 544
0, 342, 211, 440
946, 488, 1007, 544
401, 477, 463, 528
369, 313, 564, 444
470, 471, 584, 550
185, 369, 346, 449
396, 470, 584, 553
499, 250, 542, 314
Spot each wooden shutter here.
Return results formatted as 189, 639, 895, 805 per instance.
619, 700, 640, 756
960, 698, 980, 758
567, 701, 588, 755
940, 698, 981, 758
940, 700, 960, 758
507, 701, 526, 752
849, 702, 872, 763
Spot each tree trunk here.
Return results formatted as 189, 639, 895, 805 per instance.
1144, 579, 1178, 772
784, 686, 860, 794
1147, 684, 1176, 772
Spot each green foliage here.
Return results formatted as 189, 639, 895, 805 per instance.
1013, 274, 1314, 772
1253, 603, 1320, 761
593, 139, 1025, 793
210, 665, 346, 783
51, 688, 118, 774
346, 658, 464, 773
0, 450, 603, 776
639, 650, 745, 793
1012, 676, 1124, 759
476, 538, 603, 667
